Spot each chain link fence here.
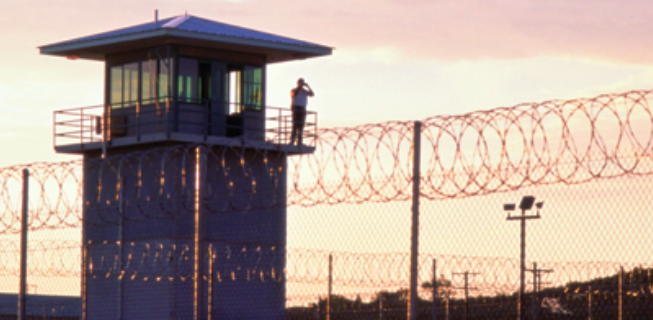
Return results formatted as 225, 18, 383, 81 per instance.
0, 88, 652, 318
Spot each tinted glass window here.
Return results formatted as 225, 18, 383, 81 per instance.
110, 66, 123, 107
228, 70, 241, 113
178, 58, 198, 103
243, 67, 262, 111
124, 62, 139, 107
159, 58, 170, 102
141, 60, 155, 103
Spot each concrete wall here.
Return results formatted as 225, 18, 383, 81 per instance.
83, 146, 287, 320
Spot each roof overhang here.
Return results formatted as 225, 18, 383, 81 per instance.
39, 28, 332, 63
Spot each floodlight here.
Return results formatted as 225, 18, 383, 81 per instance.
503, 203, 516, 211
518, 196, 535, 211
535, 201, 544, 210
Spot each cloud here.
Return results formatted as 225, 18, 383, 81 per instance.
8, 0, 653, 64
214, 0, 653, 64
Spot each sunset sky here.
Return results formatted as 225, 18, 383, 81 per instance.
1, 0, 653, 166
2, 1, 653, 298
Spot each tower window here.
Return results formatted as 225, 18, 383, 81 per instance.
177, 58, 199, 103
109, 58, 170, 109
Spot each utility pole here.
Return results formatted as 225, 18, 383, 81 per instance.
452, 271, 480, 320
504, 196, 544, 320
526, 262, 553, 320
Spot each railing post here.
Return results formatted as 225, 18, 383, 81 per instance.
314, 111, 318, 147
18, 168, 29, 320
80, 108, 84, 146
136, 101, 141, 141
104, 105, 109, 158
52, 111, 57, 150
408, 121, 422, 320
166, 97, 172, 139
205, 100, 210, 139
278, 108, 282, 144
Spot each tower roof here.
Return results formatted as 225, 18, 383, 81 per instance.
39, 14, 332, 63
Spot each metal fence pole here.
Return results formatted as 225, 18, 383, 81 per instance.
194, 148, 207, 320
519, 213, 525, 320
82, 243, 88, 320
532, 262, 537, 320
208, 244, 214, 320
379, 293, 384, 320
432, 259, 437, 320
327, 254, 332, 320
587, 285, 592, 320
18, 168, 29, 320
464, 272, 469, 320
618, 266, 623, 320
408, 121, 422, 320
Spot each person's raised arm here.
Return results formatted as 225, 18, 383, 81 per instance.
304, 83, 315, 97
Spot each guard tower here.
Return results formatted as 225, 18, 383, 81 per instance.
40, 14, 331, 320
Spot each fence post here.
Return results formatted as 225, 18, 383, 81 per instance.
432, 259, 437, 320
82, 243, 88, 320
18, 169, 29, 320
532, 262, 537, 320
408, 121, 422, 320
618, 266, 623, 320
587, 285, 592, 320
118, 174, 124, 320
379, 293, 384, 320
207, 244, 213, 320
194, 147, 207, 320
327, 254, 332, 320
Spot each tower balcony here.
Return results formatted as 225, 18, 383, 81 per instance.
53, 100, 317, 155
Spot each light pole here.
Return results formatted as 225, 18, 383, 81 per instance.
504, 195, 544, 320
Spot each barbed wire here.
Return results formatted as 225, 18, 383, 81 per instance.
290, 89, 653, 205
0, 162, 82, 233
5, 240, 651, 298
0, 89, 651, 232
0, 240, 80, 277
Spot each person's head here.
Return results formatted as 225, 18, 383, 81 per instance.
297, 78, 305, 87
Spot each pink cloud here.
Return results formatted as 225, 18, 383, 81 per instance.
218, 0, 653, 63
4, 0, 653, 64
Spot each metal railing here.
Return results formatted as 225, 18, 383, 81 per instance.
52, 105, 103, 148
53, 100, 317, 149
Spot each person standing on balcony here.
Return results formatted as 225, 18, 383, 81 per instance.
290, 78, 314, 145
